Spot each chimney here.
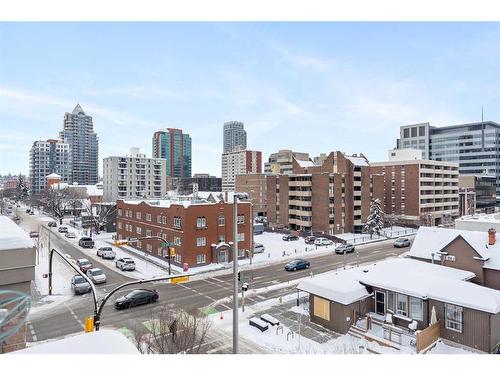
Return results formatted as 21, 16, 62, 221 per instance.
488, 228, 496, 246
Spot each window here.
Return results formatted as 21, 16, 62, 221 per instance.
174, 254, 182, 263
387, 291, 395, 313
173, 216, 182, 229
162, 216, 167, 225
157, 215, 161, 224
403, 128, 410, 138
196, 237, 206, 247
196, 254, 206, 264
396, 293, 408, 316
219, 235, 225, 243
313, 296, 330, 320
411, 127, 417, 137
118, 222, 122, 229
118, 208, 122, 217
237, 215, 245, 224
146, 244, 152, 252
146, 213, 152, 222
419, 126, 426, 136
136, 226, 142, 235
237, 232, 245, 242
146, 229, 152, 237
445, 304, 463, 333
174, 236, 181, 246
136, 211, 141, 220
410, 297, 423, 321
218, 214, 225, 226
196, 217, 207, 228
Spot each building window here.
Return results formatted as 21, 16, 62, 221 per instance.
174, 254, 182, 263
118, 222, 122, 229
118, 208, 122, 217
136, 211, 141, 220
445, 304, 463, 333
136, 226, 142, 235
146, 243, 152, 252
218, 214, 225, 226
162, 216, 167, 225
157, 215, 161, 224
219, 235, 225, 243
237, 233, 245, 242
196, 237, 206, 247
411, 127, 417, 137
410, 297, 423, 321
174, 236, 181, 246
196, 217, 207, 228
173, 216, 182, 229
419, 126, 426, 137
396, 293, 408, 316
137, 240, 142, 249
313, 296, 330, 321
146, 229, 152, 237
196, 254, 206, 264
146, 213, 152, 222
237, 215, 245, 224
387, 291, 395, 313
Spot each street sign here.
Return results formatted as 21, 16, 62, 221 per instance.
170, 275, 189, 284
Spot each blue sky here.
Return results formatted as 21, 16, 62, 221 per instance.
1, 22, 500, 177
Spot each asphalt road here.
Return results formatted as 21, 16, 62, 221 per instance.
17, 208, 408, 353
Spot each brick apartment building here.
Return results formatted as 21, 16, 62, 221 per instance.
235, 173, 267, 218
266, 151, 384, 234
116, 196, 251, 267
370, 149, 459, 226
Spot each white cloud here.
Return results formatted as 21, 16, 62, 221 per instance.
267, 39, 330, 72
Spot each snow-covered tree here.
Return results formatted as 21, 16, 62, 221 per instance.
363, 198, 384, 239
16, 175, 29, 201
81, 201, 117, 235
385, 213, 398, 230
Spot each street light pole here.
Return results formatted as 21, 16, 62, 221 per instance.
232, 194, 239, 354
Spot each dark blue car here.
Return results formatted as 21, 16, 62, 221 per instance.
284, 259, 310, 272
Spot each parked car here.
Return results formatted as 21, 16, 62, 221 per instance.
86, 268, 107, 284
394, 238, 411, 248
70, 275, 92, 295
282, 234, 299, 241
284, 259, 310, 272
76, 258, 93, 273
25, 209, 31, 214
115, 257, 136, 271
315, 237, 333, 246
335, 243, 355, 254
253, 223, 265, 235
305, 236, 316, 245
114, 289, 159, 310
29, 231, 39, 238
47, 221, 57, 228
253, 243, 265, 254
97, 247, 116, 259
79, 237, 95, 249
58, 226, 68, 233
65, 232, 77, 239
29, 211, 34, 215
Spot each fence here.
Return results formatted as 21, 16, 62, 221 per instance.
416, 321, 440, 353
380, 228, 418, 238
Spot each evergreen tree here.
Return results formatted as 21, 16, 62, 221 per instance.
363, 198, 384, 239
17, 174, 29, 201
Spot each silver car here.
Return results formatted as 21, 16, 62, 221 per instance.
115, 257, 136, 271
253, 243, 265, 254
71, 275, 91, 295
86, 268, 107, 284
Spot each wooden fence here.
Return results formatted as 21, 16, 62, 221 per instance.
416, 321, 440, 353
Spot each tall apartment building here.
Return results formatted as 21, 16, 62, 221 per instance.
370, 149, 460, 226
264, 149, 310, 175
397, 121, 500, 202
267, 151, 384, 234
166, 173, 222, 195
116, 196, 251, 266
59, 104, 99, 185
152, 128, 192, 178
221, 147, 262, 192
29, 139, 71, 194
223, 121, 246, 153
235, 173, 268, 217
103, 148, 167, 202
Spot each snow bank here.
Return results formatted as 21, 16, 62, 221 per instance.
0, 216, 34, 251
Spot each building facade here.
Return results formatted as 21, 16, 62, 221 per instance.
458, 175, 496, 216
152, 128, 192, 178
29, 139, 71, 194
166, 174, 222, 195
370, 149, 459, 226
116, 197, 251, 267
266, 151, 384, 234
103, 148, 167, 202
59, 104, 99, 185
397, 121, 500, 203
264, 149, 310, 175
223, 121, 246, 153
235, 173, 268, 217
221, 148, 262, 192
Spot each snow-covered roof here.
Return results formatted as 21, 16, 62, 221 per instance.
456, 213, 500, 225
46, 173, 61, 179
80, 184, 103, 197
359, 259, 500, 314
0, 217, 34, 251
409, 226, 500, 270
345, 155, 369, 167
15, 330, 139, 354
295, 158, 316, 168
122, 197, 211, 208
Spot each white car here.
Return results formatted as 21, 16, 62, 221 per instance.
86, 268, 107, 284
115, 257, 136, 271
97, 247, 116, 259
314, 237, 333, 246
253, 243, 265, 254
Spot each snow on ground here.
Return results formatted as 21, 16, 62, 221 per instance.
34, 243, 74, 296
28, 295, 72, 319
426, 339, 477, 354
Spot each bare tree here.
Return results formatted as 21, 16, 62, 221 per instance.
81, 201, 117, 235
385, 213, 398, 230
134, 306, 212, 354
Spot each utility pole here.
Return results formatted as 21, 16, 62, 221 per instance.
232, 194, 239, 354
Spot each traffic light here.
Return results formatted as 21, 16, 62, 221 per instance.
84, 316, 94, 333
238, 271, 241, 281
113, 240, 128, 246
169, 247, 176, 257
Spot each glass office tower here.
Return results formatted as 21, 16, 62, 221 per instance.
152, 128, 192, 178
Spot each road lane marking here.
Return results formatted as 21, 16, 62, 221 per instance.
176, 283, 217, 302
28, 323, 38, 341
64, 302, 85, 329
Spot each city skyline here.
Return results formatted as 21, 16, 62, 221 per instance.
2, 22, 500, 177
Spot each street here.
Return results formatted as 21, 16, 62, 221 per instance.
19, 209, 408, 353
